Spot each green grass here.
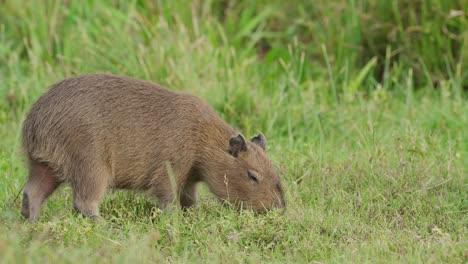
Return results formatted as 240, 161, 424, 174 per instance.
0, 0, 467, 263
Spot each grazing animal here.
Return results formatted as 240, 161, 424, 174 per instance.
20, 74, 284, 220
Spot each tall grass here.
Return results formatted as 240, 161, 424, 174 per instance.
0, 0, 466, 263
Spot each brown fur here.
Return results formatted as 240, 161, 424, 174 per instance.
20, 74, 284, 221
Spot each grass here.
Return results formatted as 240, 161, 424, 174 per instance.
0, 0, 466, 263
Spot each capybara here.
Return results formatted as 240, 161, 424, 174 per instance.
20, 74, 284, 220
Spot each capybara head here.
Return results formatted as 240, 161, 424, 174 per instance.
220, 133, 285, 213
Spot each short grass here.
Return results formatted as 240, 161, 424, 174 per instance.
0, 1, 467, 263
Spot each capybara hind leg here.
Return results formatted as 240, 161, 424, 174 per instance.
71, 168, 109, 219
21, 162, 61, 221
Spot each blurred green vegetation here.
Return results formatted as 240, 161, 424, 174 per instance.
2, 0, 466, 88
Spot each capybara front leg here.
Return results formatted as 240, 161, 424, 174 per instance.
180, 180, 198, 209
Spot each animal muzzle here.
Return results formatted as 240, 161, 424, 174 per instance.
273, 191, 286, 211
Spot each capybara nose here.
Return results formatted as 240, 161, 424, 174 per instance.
272, 192, 286, 212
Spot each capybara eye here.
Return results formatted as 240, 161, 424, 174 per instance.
247, 171, 258, 183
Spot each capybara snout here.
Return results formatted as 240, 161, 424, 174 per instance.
20, 74, 284, 220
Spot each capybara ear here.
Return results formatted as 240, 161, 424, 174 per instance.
251, 132, 266, 150
229, 134, 247, 157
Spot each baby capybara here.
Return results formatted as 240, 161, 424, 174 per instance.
20, 74, 284, 220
